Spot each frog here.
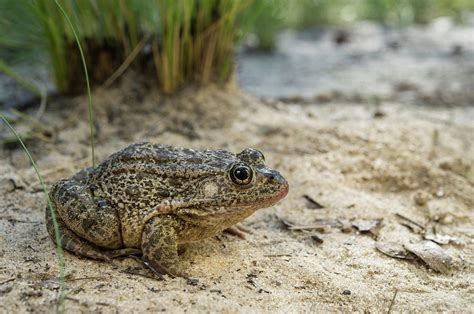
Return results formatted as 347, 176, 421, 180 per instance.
46, 142, 289, 277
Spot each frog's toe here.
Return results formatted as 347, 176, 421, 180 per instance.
224, 225, 252, 240
142, 256, 186, 279
104, 248, 142, 258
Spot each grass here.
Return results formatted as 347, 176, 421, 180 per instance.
238, 0, 287, 51
1, 0, 473, 95
32, 0, 158, 93
0, 3, 98, 311
284, 0, 474, 27
53, 0, 95, 167
0, 59, 43, 97
20, 0, 252, 94
153, 0, 252, 93
1, 114, 66, 311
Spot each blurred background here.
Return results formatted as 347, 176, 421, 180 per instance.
0, 0, 473, 111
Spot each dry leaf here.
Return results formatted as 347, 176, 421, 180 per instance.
303, 195, 324, 209
375, 241, 417, 260
352, 219, 383, 237
404, 241, 454, 274
424, 233, 459, 245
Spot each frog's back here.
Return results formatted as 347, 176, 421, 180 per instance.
89, 142, 236, 247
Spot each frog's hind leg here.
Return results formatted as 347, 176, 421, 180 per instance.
46, 208, 142, 260
49, 179, 122, 249
45, 206, 111, 261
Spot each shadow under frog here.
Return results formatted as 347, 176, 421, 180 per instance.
46, 142, 289, 277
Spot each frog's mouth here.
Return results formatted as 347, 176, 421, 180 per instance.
175, 179, 289, 223
217, 179, 289, 214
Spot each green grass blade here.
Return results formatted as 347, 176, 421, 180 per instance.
0, 59, 42, 96
0, 114, 66, 311
53, 0, 95, 168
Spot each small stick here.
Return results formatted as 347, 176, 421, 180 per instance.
287, 225, 329, 231
395, 213, 425, 230
264, 254, 292, 257
120, 269, 160, 281
303, 195, 324, 209
65, 296, 115, 308
66, 276, 105, 282
0, 277, 15, 285
387, 289, 398, 314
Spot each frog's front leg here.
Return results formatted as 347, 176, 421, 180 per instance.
142, 215, 187, 278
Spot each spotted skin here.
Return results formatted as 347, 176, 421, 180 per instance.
46, 142, 289, 277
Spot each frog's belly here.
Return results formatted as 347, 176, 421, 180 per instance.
177, 223, 227, 244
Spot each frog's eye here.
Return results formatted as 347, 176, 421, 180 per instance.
230, 164, 253, 185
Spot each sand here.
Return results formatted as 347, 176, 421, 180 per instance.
0, 74, 473, 312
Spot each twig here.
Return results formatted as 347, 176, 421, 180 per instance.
395, 213, 425, 230
120, 269, 160, 281
0, 215, 40, 223
303, 195, 324, 209
286, 225, 330, 231
264, 254, 292, 257
66, 276, 106, 282
0, 277, 15, 285
387, 289, 398, 314
65, 296, 115, 308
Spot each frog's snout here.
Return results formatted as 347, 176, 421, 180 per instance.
266, 171, 289, 200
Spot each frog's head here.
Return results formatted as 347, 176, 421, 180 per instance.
178, 148, 288, 223
227, 148, 289, 210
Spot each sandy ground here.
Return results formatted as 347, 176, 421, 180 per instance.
0, 72, 473, 312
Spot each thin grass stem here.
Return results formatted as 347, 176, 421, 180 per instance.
53, 0, 95, 168
0, 115, 66, 312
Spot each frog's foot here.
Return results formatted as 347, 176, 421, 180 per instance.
142, 257, 189, 279
224, 224, 252, 240
46, 207, 111, 261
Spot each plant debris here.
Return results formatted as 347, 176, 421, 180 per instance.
395, 213, 425, 234
310, 235, 324, 245
377, 240, 456, 274
280, 218, 335, 233
352, 219, 383, 237
187, 278, 199, 286
424, 233, 459, 245
302, 195, 324, 209
404, 241, 454, 274
413, 190, 431, 206
338, 219, 353, 233
375, 241, 417, 260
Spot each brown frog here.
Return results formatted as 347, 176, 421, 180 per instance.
46, 142, 288, 277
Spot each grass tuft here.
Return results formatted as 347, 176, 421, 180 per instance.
153, 0, 252, 93
1, 0, 473, 94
